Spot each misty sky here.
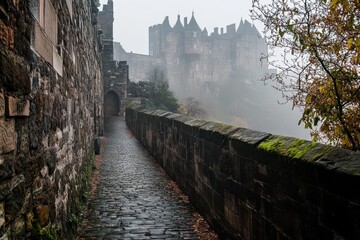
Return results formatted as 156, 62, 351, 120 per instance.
99, 0, 269, 55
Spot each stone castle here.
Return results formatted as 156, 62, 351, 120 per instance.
115, 13, 270, 97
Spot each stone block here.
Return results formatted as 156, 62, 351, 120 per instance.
26, 212, 34, 231
0, 20, 8, 48
0, 118, 16, 154
13, 217, 25, 235
0, 19, 13, 50
7, 27, 13, 50
0, 92, 4, 116
0, 155, 12, 181
0, 202, 4, 229
6, 96, 30, 117
36, 205, 49, 226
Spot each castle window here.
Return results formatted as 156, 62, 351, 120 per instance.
30, 0, 57, 44
30, 0, 45, 27
30, 0, 39, 21
45, 0, 58, 44
193, 31, 197, 38
31, 0, 62, 76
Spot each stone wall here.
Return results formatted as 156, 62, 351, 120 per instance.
0, 0, 103, 238
126, 107, 360, 239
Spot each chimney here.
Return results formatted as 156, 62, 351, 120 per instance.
214, 27, 218, 35
184, 17, 188, 27
221, 28, 224, 35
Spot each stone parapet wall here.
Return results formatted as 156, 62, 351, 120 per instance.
0, 0, 103, 238
126, 107, 360, 239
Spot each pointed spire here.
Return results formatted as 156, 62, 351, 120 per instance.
162, 16, 172, 31
237, 19, 249, 34
173, 14, 184, 32
187, 12, 201, 31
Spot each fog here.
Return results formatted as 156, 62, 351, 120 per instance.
180, 69, 311, 140
100, 0, 311, 140
100, 0, 266, 55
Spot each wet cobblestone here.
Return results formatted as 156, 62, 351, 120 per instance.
77, 117, 213, 239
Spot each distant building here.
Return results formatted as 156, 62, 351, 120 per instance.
115, 13, 270, 98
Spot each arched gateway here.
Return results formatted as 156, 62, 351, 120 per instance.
104, 91, 120, 116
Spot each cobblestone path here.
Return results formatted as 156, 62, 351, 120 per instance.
77, 117, 216, 240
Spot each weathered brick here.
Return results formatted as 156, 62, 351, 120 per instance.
6, 96, 30, 117
0, 20, 8, 48
0, 202, 4, 229
13, 217, 25, 235
0, 92, 4, 116
8, 27, 13, 50
0, 118, 16, 154
36, 205, 49, 227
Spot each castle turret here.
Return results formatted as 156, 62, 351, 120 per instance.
173, 15, 184, 32
149, 24, 161, 57
236, 20, 268, 70
187, 12, 201, 31
184, 12, 202, 55
162, 16, 172, 32
98, 0, 114, 59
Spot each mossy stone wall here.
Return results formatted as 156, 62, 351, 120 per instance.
126, 107, 360, 239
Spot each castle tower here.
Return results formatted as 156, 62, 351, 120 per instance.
98, 0, 114, 60
184, 12, 202, 55
235, 20, 267, 71
149, 16, 173, 57
149, 23, 162, 57
98, 0, 128, 116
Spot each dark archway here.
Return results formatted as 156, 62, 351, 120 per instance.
104, 91, 120, 116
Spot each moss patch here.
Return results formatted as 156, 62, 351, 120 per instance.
31, 222, 59, 240
286, 140, 317, 159
258, 136, 285, 153
258, 136, 329, 161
